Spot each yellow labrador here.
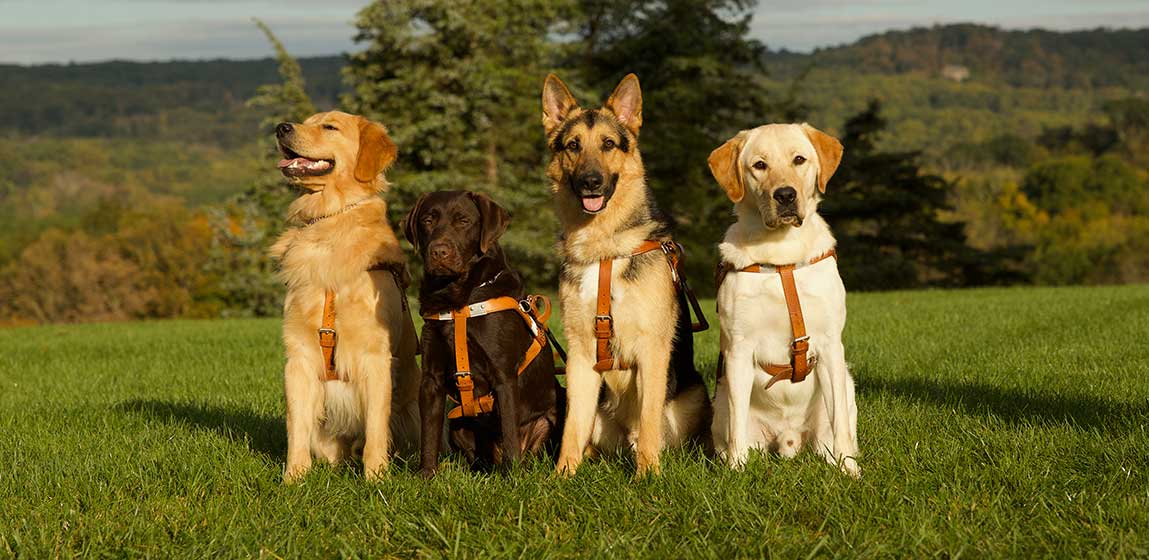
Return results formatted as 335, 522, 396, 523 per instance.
708, 123, 860, 477
270, 111, 421, 482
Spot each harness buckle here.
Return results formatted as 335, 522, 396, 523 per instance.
791, 335, 809, 349
454, 370, 472, 379
518, 299, 533, 314
317, 327, 336, 344
594, 315, 613, 338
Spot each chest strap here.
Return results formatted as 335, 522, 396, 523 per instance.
423, 295, 555, 419
317, 265, 413, 382
724, 248, 837, 388
593, 240, 710, 373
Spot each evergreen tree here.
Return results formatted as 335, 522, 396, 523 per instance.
821, 101, 1011, 289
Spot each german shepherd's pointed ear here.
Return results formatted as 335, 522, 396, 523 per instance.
354, 118, 398, 184
801, 123, 843, 194
708, 130, 749, 203
401, 193, 429, 252
542, 74, 579, 135
605, 73, 642, 134
467, 192, 509, 255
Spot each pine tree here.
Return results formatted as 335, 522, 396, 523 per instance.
822, 101, 1010, 289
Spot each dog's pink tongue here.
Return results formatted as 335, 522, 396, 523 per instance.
582, 196, 604, 212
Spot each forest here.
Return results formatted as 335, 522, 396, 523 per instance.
1, 2, 1146, 325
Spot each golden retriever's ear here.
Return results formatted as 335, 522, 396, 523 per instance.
708, 131, 749, 203
801, 123, 843, 193
542, 74, 579, 135
354, 119, 398, 183
468, 192, 509, 255
605, 73, 642, 134
401, 194, 428, 251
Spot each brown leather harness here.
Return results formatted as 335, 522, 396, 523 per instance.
593, 240, 709, 373
717, 248, 837, 389
422, 294, 558, 419
318, 263, 412, 382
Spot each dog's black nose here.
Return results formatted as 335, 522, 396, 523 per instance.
275, 122, 294, 138
429, 244, 452, 262
577, 171, 604, 193
773, 187, 797, 205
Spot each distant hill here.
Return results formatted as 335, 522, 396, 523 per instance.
0, 56, 345, 146
767, 24, 1149, 90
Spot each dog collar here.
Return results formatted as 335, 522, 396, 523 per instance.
299, 196, 375, 226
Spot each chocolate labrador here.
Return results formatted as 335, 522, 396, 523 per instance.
403, 190, 563, 476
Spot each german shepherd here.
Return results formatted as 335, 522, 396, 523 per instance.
541, 73, 710, 477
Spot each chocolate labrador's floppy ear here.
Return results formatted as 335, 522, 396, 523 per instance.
354, 118, 398, 184
800, 123, 843, 194
604, 73, 643, 135
708, 130, 749, 203
401, 194, 429, 252
467, 192, 509, 255
542, 74, 579, 135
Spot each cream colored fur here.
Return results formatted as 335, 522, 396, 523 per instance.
271, 111, 420, 483
710, 123, 860, 477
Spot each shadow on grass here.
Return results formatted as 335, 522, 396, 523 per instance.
860, 376, 1149, 435
118, 399, 285, 461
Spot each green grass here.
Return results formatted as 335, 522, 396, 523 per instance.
2, 285, 1148, 557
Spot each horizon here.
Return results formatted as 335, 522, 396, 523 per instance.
2, 0, 1148, 66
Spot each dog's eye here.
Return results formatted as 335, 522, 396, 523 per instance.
603, 138, 615, 150
793, 155, 806, 165
456, 217, 470, 226
752, 161, 768, 171
420, 216, 433, 226
322, 124, 339, 131
565, 139, 580, 152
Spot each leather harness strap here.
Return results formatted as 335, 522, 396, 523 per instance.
593, 240, 709, 373
319, 289, 339, 381
316, 264, 414, 382
423, 294, 556, 420
724, 248, 837, 388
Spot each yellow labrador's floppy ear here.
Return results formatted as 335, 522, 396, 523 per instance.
542, 74, 579, 135
605, 73, 642, 134
801, 123, 843, 193
401, 193, 429, 252
708, 130, 749, 203
354, 118, 398, 184
467, 192, 510, 255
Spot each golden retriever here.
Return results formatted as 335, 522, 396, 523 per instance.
270, 111, 420, 482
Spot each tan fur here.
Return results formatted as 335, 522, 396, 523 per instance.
542, 74, 707, 478
272, 111, 420, 483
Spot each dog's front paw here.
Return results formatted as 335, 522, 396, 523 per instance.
725, 449, 749, 470
635, 450, 661, 478
283, 461, 311, 485
555, 455, 581, 478
418, 467, 438, 480
840, 456, 861, 479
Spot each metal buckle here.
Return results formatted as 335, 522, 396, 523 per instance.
791, 335, 809, 347
454, 370, 471, 378
318, 328, 336, 335
595, 315, 613, 336
518, 299, 532, 314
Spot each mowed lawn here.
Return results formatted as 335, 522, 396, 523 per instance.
2, 285, 1148, 558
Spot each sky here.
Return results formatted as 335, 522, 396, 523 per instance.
1, 0, 1147, 65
